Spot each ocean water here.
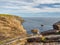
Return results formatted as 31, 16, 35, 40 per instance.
23, 17, 60, 34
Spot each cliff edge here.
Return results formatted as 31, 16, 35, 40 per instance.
0, 14, 26, 40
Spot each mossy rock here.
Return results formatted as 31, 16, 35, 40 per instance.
41, 36, 46, 42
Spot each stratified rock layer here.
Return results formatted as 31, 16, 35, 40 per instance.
0, 14, 26, 40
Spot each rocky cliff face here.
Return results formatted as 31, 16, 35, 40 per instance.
0, 14, 26, 40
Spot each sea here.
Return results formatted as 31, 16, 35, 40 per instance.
23, 17, 60, 34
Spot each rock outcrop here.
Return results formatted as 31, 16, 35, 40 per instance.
31, 29, 40, 34
0, 14, 26, 40
53, 21, 60, 30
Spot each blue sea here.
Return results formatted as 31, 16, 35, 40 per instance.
23, 17, 60, 34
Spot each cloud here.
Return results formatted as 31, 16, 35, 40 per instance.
34, 3, 60, 9
34, 0, 60, 4
19, 0, 34, 3
0, 0, 60, 15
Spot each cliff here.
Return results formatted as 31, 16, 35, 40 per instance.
0, 14, 26, 41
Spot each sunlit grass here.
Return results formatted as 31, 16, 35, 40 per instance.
0, 40, 4, 44
0, 14, 24, 22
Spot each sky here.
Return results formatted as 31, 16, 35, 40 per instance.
0, 0, 60, 17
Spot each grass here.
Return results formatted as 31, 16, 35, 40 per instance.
0, 14, 14, 17
0, 14, 24, 22
0, 40, 4, 44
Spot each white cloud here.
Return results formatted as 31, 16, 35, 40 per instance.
33, 0, 60, 3
0, 0, 60, 14
0, 6, 20, 9
25, 7, 60, 13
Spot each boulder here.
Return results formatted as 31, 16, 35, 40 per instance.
31, 29, 40, 34
53, 21, 60, 30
